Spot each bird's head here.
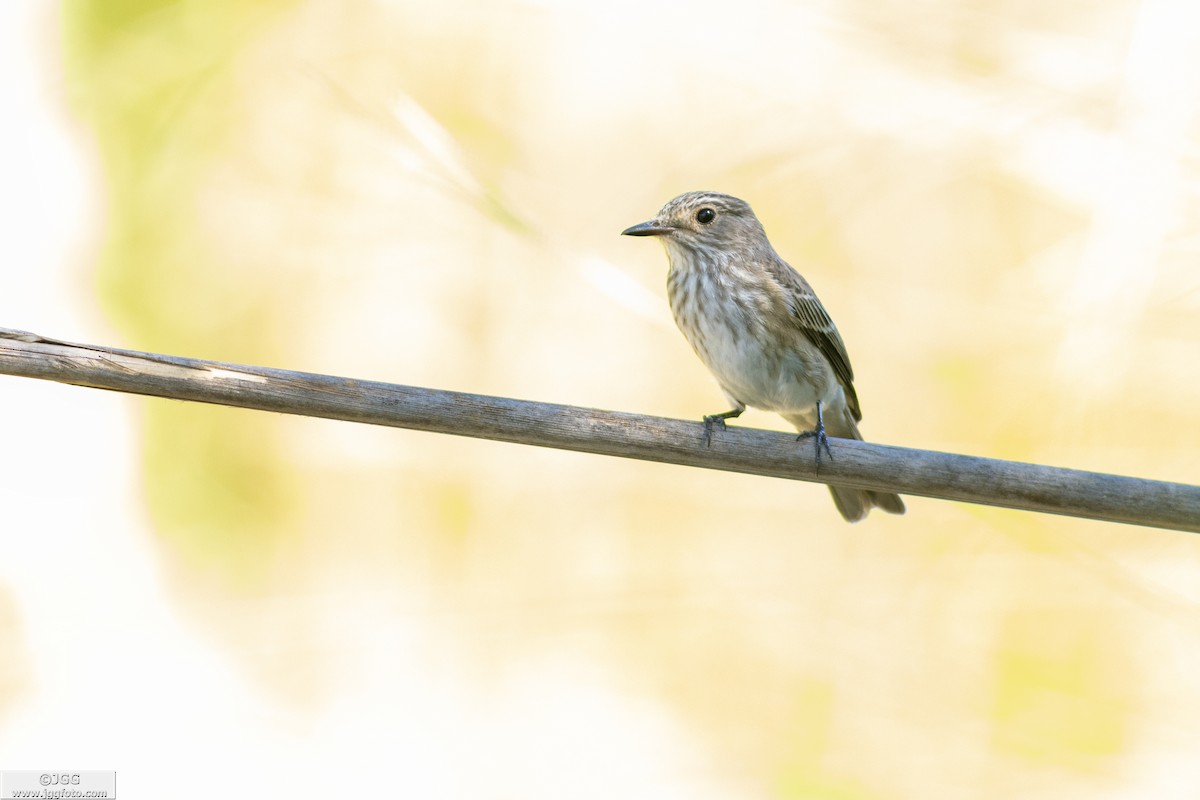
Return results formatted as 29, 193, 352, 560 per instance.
621, 191, 768, 259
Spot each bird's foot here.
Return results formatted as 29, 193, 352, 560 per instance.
702, 414, 728, 448
796, 425, 833, 465
701, 408, 743, 447
795, 402, 834, 465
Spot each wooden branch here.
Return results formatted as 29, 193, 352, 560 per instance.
1, 327, 1197, 532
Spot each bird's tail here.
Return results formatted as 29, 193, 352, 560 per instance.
789, 406, 906, 523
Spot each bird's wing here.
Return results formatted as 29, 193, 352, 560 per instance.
769, 260, 863, 421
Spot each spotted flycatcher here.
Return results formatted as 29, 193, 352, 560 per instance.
623, 191, 905, 522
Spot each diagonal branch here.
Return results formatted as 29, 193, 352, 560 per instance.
1, 327, 1197, 532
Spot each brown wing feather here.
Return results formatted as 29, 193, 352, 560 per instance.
766, 259, 863, 422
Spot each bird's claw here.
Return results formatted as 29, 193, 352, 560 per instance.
702, 414, 727, 448
796, 422, 834, 465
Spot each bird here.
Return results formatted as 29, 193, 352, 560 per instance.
622, 191, 905, 522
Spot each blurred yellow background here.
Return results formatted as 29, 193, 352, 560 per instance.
2, 0, 1199, 796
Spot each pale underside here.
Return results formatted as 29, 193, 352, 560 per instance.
665, 248, 854, 434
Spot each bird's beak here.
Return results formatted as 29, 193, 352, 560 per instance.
621, 219, 673, 237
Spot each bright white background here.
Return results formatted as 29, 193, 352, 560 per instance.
2, 1, 1199, 797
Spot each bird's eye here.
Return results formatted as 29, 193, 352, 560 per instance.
696, 208, 716, 225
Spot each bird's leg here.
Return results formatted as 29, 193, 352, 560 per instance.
702, 407, 743, 447
796, 401, 834, 465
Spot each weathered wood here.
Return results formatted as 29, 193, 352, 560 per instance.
1, 327, 1197, 532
